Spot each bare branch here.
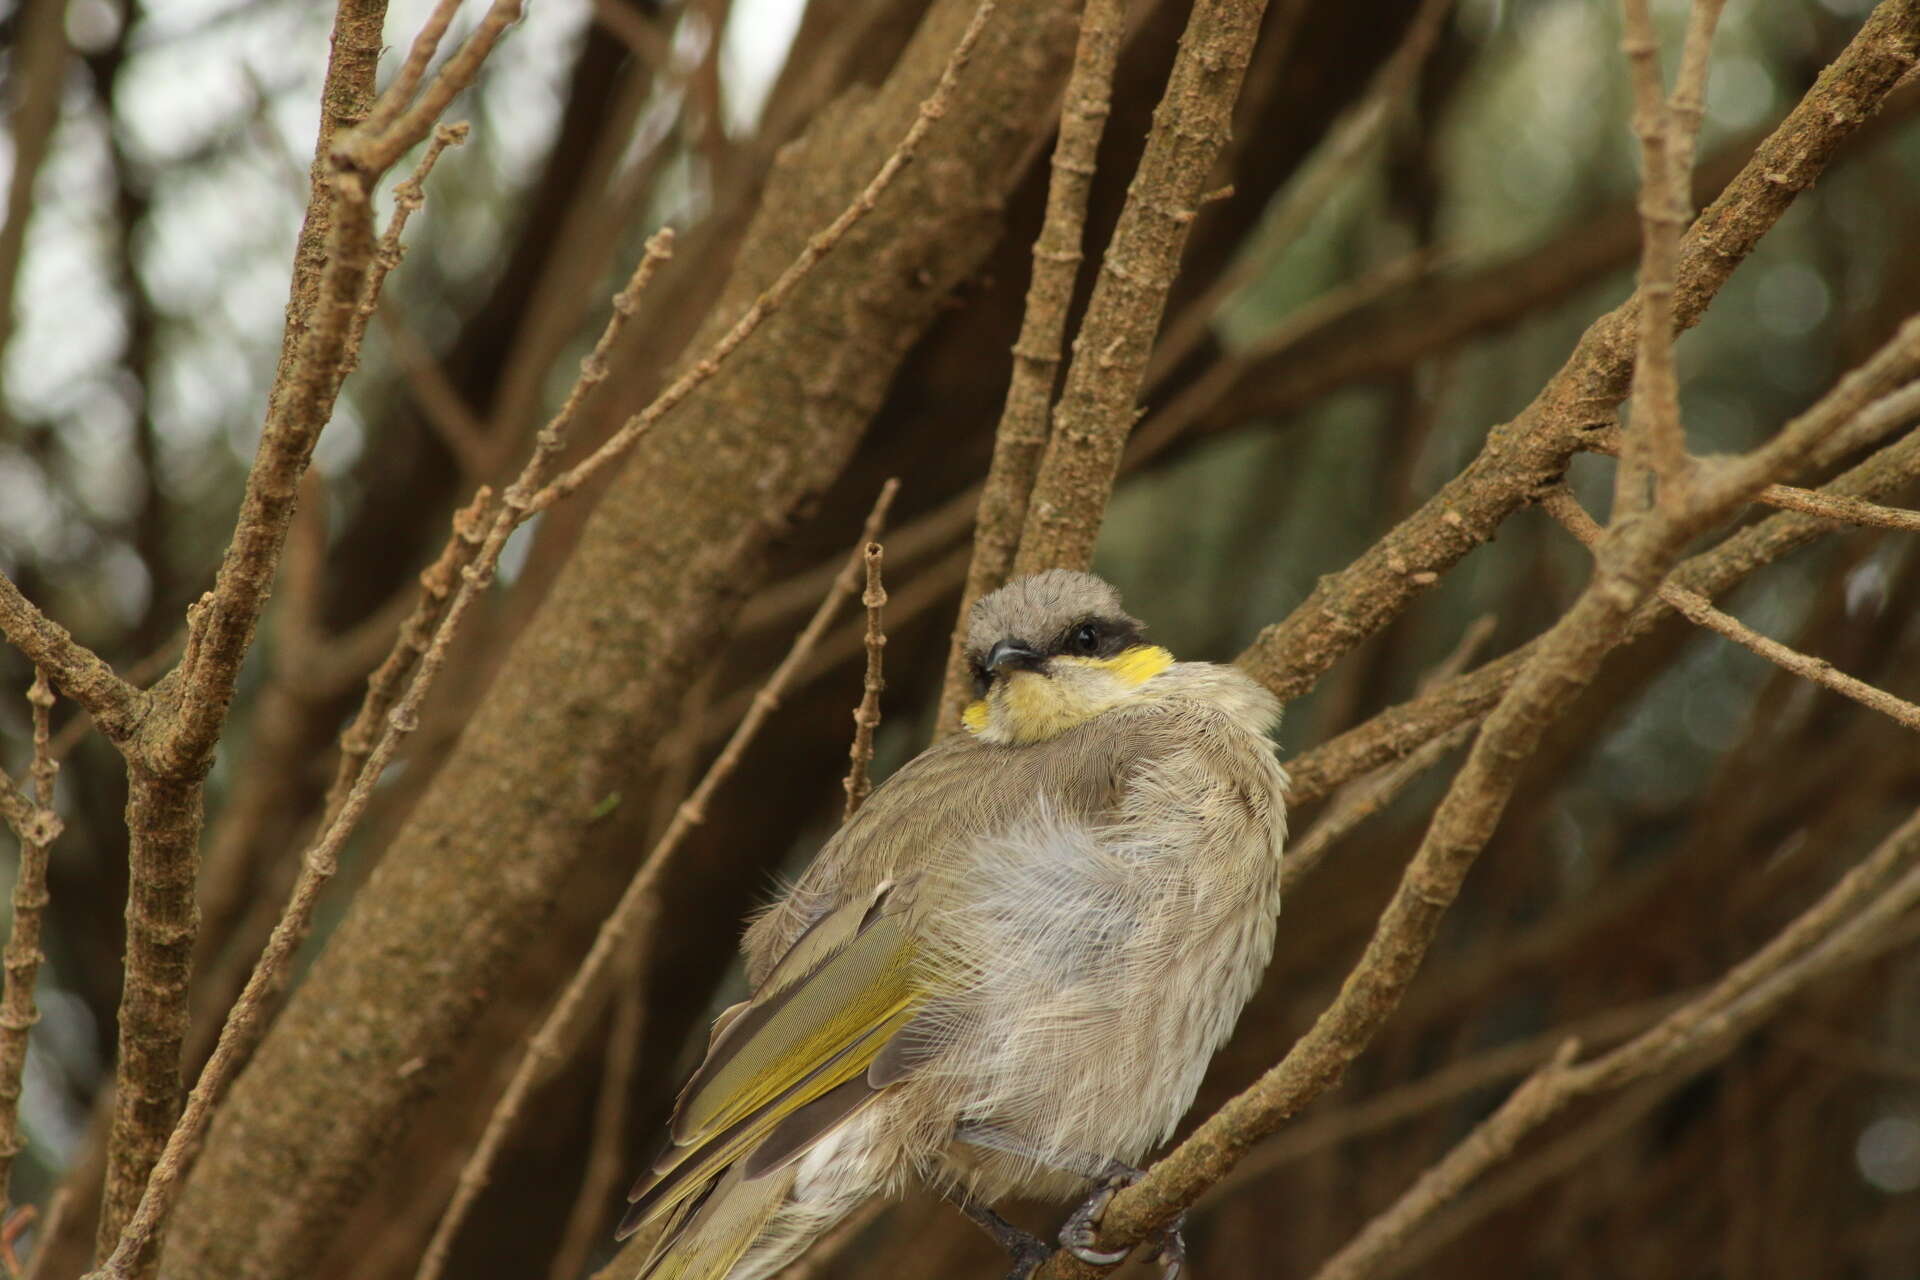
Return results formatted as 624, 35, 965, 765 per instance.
1311, 800, 1920, 1280
412, 480, 900, 1280
1207, 994, 1680, 1203
82, 230, 680, 1280
843, 539, 889, 820
1283, 392, 1920, 807
1613, 0, 1723, 515
542, 920, 651, 1280
1012, 0, 1275, 575
0, 673, 59, 1208
320, 488, 491, 825
1281, 617, 1494, 891
339, 0, 525, 178
544, 689, 711, 1280
161, 119, 469, 776
0, 576, 143, 746
936, 0, 1131, 735
1236, 0, 1920, 702
527, 1, 1003, 515
1748, 482, 1920, 532
1544, 485, 1920, 733
1146, 0, 1458, 389
340, 123, 470, 387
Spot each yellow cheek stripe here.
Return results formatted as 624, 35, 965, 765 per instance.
964, 645, 1173, 742
1096, 644, 1174, 686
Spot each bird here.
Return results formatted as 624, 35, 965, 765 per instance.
617, 569, 1288, 1280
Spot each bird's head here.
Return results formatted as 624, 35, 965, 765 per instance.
960, 570, 1173, 745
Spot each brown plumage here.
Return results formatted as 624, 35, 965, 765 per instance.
620, 570, 1287, 1279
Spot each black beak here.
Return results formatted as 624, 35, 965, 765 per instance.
985, 640, 1045, 675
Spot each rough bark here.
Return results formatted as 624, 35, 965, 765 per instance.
158, 5, 1082, 1276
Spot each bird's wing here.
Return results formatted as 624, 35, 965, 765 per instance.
619, 881, 921, 1239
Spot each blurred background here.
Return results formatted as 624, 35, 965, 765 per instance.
1, 0, 1918, 1276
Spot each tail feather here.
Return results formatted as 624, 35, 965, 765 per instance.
633, 1165, 792, 1280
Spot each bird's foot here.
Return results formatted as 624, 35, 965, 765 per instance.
1059, 1164, 1188, 1280
947, 1190, 1052, 1280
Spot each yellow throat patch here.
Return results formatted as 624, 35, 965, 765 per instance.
963, 644, 1173, 744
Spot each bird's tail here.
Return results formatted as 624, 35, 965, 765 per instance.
631, 1164, 795, 1280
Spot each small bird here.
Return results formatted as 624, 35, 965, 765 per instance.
619, 570, 1287, 1280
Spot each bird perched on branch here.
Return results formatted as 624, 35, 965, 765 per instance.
619, 570, 1288, 1280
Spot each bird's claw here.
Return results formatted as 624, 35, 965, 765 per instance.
1061, 1182, 1127, 1264
1153, 1216, 1188, 1280
1059, 1170, 1188, 1279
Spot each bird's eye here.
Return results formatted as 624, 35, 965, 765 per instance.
969, 661, 989, 697
1069, 622, 1102, 655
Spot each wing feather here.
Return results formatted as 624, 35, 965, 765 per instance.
622, 896, 923, 1240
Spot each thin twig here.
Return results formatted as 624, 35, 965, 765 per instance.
319, 487, 492, 826
339, 123, 470, 388
1282, 617, 1495, 891
935, 0, 1131, 735
1667, 0, 1731, 192
1310, 800, 1920, 1280
80, 234, 679, 1280
1613, 0, 1724, 515
1144, 0, 1457, 390
542, 913, 653, 1280
1283, 722, 1477, 895
411, 480, 899, 1280
1284, 363, 1920, 808
1207, 994, 1681, 1202
543, 674, 710, 1280
91, 20, 467, 1245
339, 0, 525, 178
1372, 1079, 1679, 1280
362, 0, 464, 140
1235, 0, 1919, 704
1012, 0, 1274, 576
526, 1, 1002, 515
843, 541, 889, 820
1543, 486, 1920, 733
1582, 414, 1920, 533
0, 673, 59, 1207
0, 578, 142, 746
1749, 483, 1920, 531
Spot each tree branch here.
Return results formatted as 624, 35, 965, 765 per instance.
88, 0, 494, 1264
1310, 799, 1920, 1280
1283, 379, 1920, 807
843, 538, 889, 820
525, 1, 1001, 517
416, 481, 899, 1280
0, 673, 59, 1208
0, 576, 143, 746
1012, 0, 1274, 575
1613, 0, 1724, 516
1543, 485, 1920, 733
935, 0, 1131, 735
1035, 12, 1920, 1266
83, 228, 677, 1280
1235, 0, 1920, 702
